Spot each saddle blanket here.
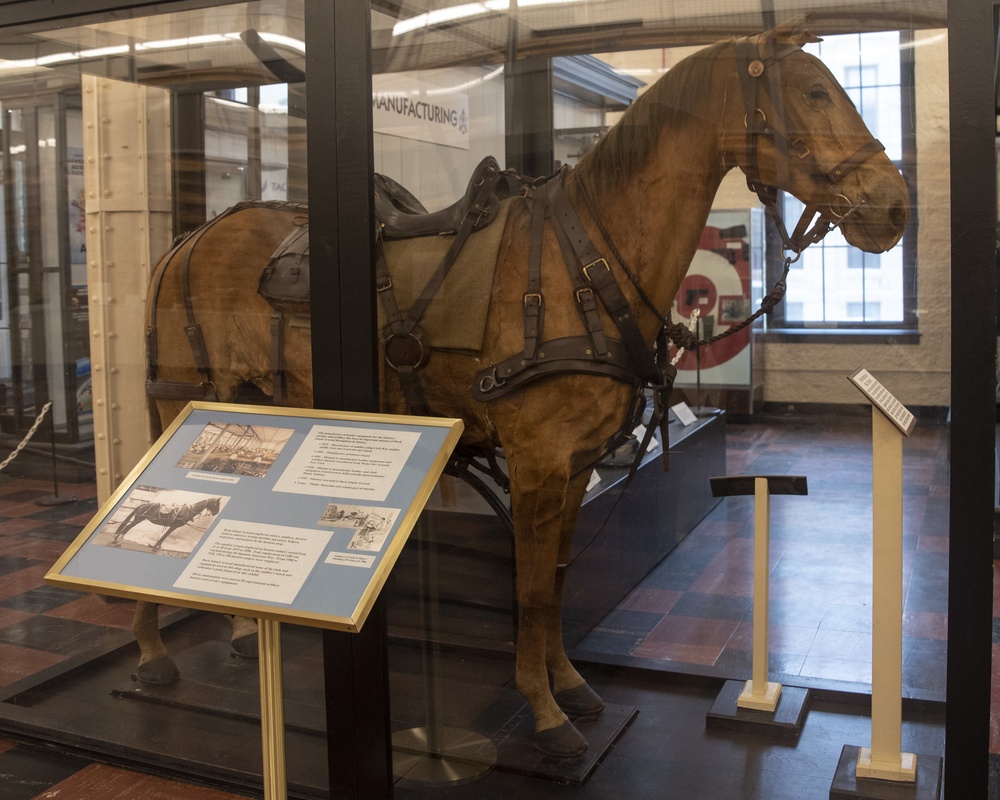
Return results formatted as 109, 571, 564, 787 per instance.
259, 198, 512, 354
379, 197, 512, 353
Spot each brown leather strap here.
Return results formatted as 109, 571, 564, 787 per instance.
145, 379, 218, 401
547, 177, 661, 384
473, 336, 643, 401
270, 314, 287, 406
523, 189, 548, 361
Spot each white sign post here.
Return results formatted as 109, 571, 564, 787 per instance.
706, 474, 810, 735
830, 369, 942, 799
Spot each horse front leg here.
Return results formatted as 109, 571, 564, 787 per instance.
546, 473, 604, 719
151, 524, 177, 552
132, 600, 179, 684
510, 464, 588, 757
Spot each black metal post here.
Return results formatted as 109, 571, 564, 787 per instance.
305, 2, 391, 798
945, 1, 997, 797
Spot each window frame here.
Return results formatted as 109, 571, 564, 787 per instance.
763, 29, 918, 341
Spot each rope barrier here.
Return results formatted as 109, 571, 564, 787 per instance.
0, 402, 53, 472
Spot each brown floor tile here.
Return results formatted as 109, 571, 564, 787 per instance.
728, 620, 819, 655
33, 762, 252, 800
46, 595, 136, 629
0, 535, 71, 562
0, 518, 56, 537
799, 653, 872, 684
916, 535, 948, 554
617, 587, 682, 615
992, 642, 1000, 753
0, 564, 52, 601
0, 607, 35, 630
632, 615, 739, 664
903, 610, 948, 640
0, 642, 67, 686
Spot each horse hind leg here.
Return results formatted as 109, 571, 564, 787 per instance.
132, 600, 180, 684
111, 514, 137, 545
228, 615, 258, 659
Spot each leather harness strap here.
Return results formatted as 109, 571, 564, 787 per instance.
146, 201, 306, 404
735, 35, 886, 260
377, 161, 507, 415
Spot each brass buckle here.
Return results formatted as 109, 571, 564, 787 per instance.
582, 258, 610, 282
376, 276, 392, 292
523, 292, 542, 307
576, 286, 595, 304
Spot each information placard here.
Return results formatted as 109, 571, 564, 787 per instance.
46, 402, 463, 632
847, 367, 917, 436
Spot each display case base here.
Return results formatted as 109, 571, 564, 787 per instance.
112, 637, 637, 787
830, 745, 942, 800
705, 679, 809, 738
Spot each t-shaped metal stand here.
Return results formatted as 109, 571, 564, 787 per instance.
706, 474, 810, 736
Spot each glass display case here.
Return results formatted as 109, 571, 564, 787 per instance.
0, 1, 992, 799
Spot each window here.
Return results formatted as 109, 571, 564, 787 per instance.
767, 31, 915, 332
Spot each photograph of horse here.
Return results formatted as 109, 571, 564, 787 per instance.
139, 20, 909, 755
103, 489, 224, 556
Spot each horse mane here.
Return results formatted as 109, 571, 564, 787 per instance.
574, 39, 735, 191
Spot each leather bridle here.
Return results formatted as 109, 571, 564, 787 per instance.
735, 34, 887, 264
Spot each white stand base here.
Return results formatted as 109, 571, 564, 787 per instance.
736, 680, 782, 712
856, 748, 917, 782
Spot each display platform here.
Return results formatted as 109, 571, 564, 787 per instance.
387, 409, 727, 651
0, 614, 635, 794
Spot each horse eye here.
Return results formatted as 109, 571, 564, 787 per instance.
807, 86, 831, 103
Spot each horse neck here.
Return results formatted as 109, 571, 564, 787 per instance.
570, 120, 726, 342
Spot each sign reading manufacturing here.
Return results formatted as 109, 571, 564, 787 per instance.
373, 75, 470, 150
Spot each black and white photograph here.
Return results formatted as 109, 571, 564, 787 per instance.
93, 486, 228, 558
176, 421, 294, 477
318, 503, 400, 553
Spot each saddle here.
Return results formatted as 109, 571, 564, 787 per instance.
375, 155, 514, 239
258, 156, 515, 317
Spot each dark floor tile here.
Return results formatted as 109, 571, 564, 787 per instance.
670, 591, 752, 621
0, 584, 84, 614
0, 555, 44, 577
0, 489, 50, 503
592, 608, 664, 637
0, 614, 121, 655
26, 521, 89, 542
24, 497, 97, 522
0, 744, 90, 800
576, 627, 646, 655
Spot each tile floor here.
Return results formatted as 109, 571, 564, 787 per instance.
0, 410, 982, 799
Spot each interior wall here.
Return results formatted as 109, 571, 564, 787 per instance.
373, 65, 505, 210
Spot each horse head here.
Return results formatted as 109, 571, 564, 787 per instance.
206, 497, 221, 515
721, 18, 910, 256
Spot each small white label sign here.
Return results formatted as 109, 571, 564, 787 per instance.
671, 402, 699, 427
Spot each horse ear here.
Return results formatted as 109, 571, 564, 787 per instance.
766, 16, 823, 48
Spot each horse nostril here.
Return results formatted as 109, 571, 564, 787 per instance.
888, 201, 908, 231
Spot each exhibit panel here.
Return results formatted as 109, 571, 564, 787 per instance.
0, 0, 992, 798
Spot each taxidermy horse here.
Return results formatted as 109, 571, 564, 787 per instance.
138, 21, 909, 756
111, 496, 221, 551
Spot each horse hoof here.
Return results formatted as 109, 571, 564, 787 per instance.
230, 633, 259, 659
133, 655, 180, 685
554, 683, 605, 719
534, 720, 588, 758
